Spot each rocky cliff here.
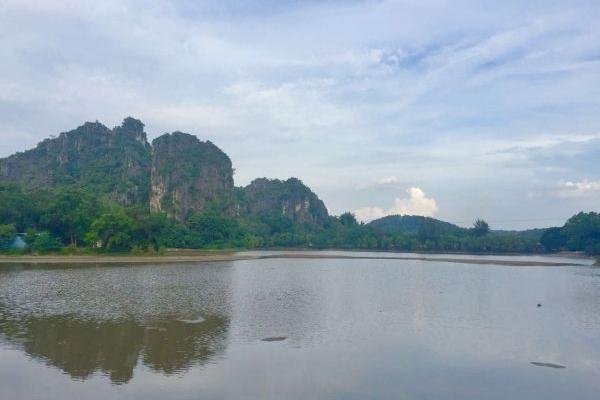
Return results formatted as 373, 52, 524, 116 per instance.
0, 118, 329, 224
238, 178, 329, 225
0, 117, 151, 206
150, 132, 234, 221
0, 119, 234, 219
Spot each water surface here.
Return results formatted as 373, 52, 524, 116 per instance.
1, 253, 599, 399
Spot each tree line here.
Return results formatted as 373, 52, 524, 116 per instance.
540, 212, 600, 255
1, 184, 599, 256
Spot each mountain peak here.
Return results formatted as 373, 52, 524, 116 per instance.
240, 177, 329, 225
114, 117, 147, 144
119, 117, 144, 133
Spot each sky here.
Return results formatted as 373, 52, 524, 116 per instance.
1, 0, 599, 229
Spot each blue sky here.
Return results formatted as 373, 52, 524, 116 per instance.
1, 0, 599, 229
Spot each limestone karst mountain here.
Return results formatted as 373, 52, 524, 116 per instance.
150, 131, 234, 221
0, 118, 329, 223
237, 177, 329, 226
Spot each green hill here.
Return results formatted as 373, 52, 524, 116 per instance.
368, 215, 464, 236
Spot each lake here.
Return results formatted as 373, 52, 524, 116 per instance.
0, 252, 599, 399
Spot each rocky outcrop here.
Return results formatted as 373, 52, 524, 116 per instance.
238, 178, 329, 225
0, 118, 329, 224
0, 117, 151, 206
0, 119, 235, 219
150, 132, 234, 221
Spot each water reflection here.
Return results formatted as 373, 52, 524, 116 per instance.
0, 262, 234, 385
0, 258, 599, 399
0, 306, 229, 384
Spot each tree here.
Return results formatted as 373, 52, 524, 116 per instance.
39, 188, 99, 245
339, 212, 358, 226
187, 211, 239, 248
0, 224, 16, 249
418, 219, 441, 242
0, 184, 39, 231
135, 212, 170, 251
540, 227, 566, 252
86, 209, 133, 251
26, 231, 63, 253
471, 219, 490, 237
0, 224, 15, 240
562, 212, 600, 254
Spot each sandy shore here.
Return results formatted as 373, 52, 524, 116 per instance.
0, 251, 589, 267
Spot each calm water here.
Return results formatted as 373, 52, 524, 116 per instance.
0, 253, 599, 399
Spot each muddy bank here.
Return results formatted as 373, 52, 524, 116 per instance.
0, 251, 587, 267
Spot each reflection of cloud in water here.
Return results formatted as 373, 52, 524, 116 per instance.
0, 308, 229, 384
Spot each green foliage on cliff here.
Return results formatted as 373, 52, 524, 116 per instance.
0, 119, 151, 206
150, 132, 234, 221
0, 184, 39, 231
237, 178, 329, 227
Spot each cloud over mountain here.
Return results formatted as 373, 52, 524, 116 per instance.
354, 187, 439, 222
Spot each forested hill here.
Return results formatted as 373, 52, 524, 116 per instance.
489, 228, 547, 241
0, 118, 151, 206
369, 215, 548, 241
369, 215, 464, 235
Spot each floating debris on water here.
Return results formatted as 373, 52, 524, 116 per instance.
177, 316, 206, 324
261, 336, 287, 342
530, 362, 566, 369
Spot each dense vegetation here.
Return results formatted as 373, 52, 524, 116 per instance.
540, 212, 600, 255
0, 119, 151, 206
1, 183, 598, 256
369, 215, 463, 236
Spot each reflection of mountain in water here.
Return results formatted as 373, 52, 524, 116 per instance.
0, 308, 229, 384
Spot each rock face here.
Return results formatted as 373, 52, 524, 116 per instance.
238, 178, 329, 225
0, 117, 151, 206
0, 118, 329, 224
150, 132, 234, 221
0, 118, 233, 218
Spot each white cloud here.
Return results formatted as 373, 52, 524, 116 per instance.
378, 176, 400, 185
556, 179, 600, 197
354, 187, 439, 222
355, 175, 403, 190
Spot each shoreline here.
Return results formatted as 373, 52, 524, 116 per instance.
0, 250, 590, 267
